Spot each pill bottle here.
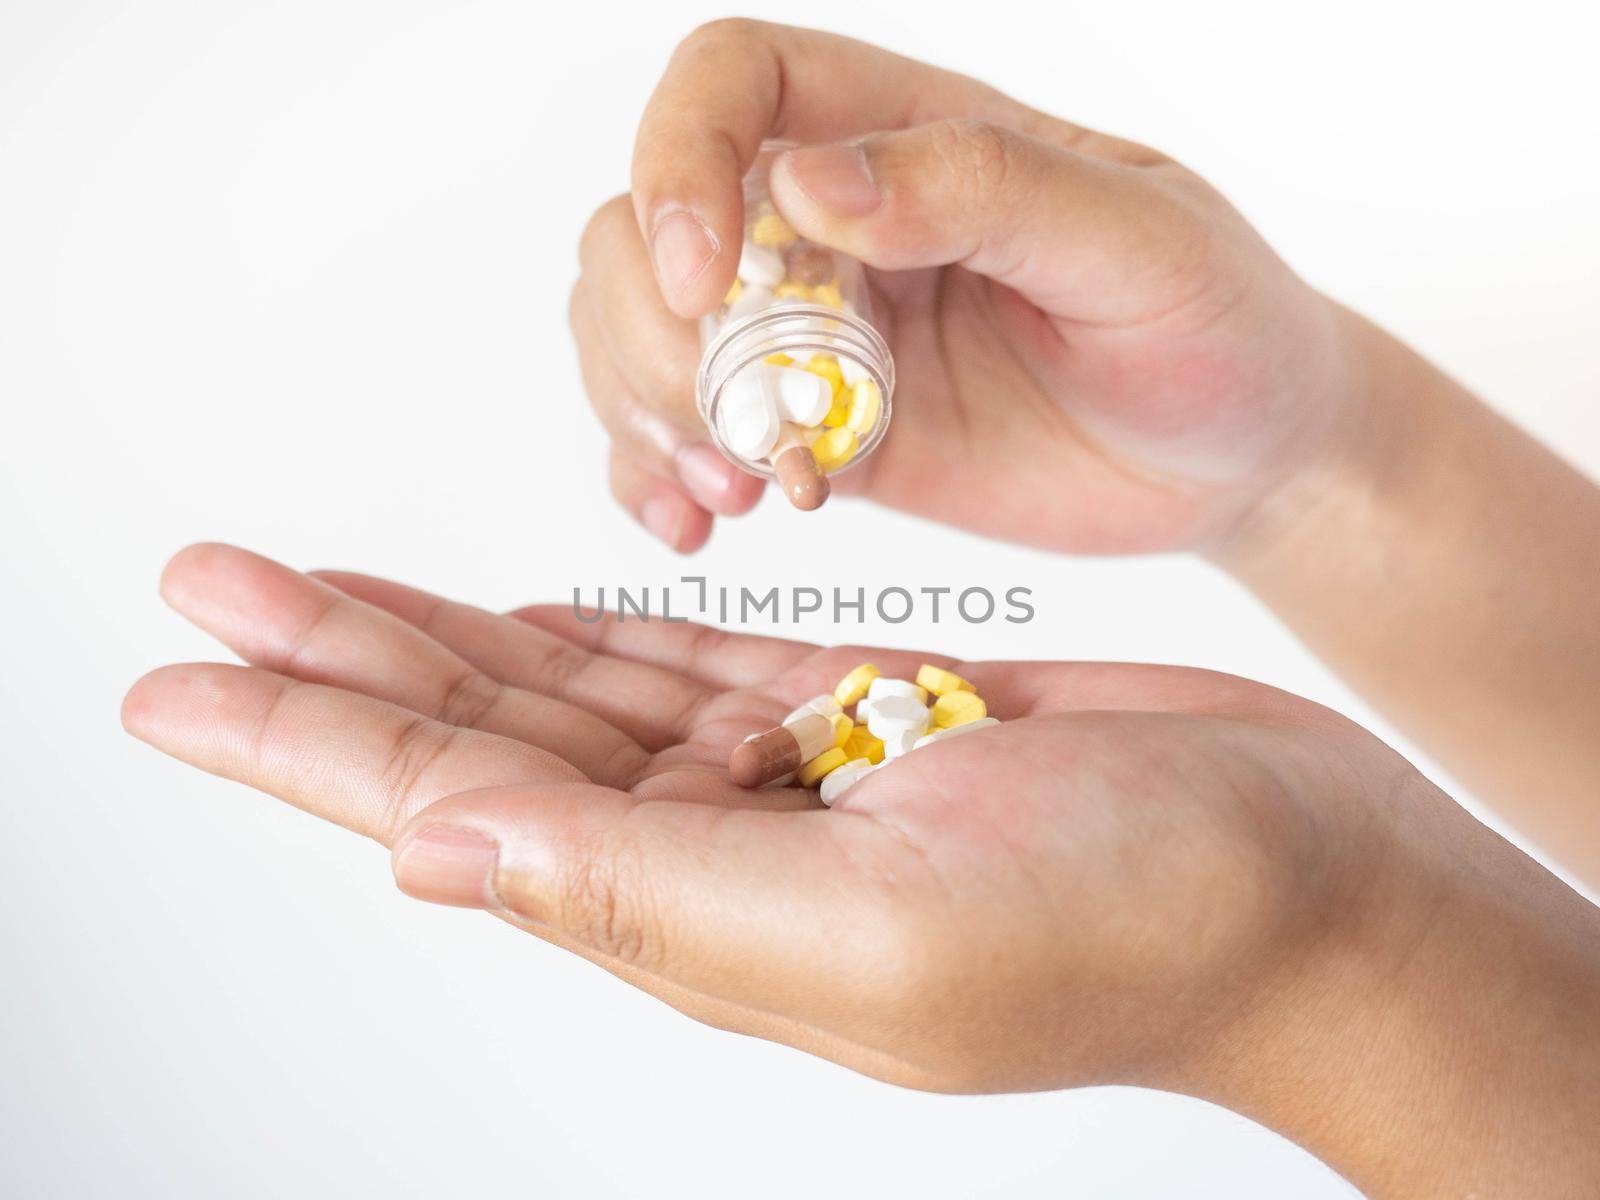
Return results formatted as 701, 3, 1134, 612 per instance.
695, 141, 894, 510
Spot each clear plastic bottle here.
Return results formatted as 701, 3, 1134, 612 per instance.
695, 141, 894, 510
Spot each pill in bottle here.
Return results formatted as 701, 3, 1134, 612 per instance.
695, 141, 895, 511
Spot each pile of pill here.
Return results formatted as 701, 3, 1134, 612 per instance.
713, 205, 882, 511
728, 662, 1000, 804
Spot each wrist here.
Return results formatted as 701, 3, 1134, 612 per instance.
1205, 303, 1426, 584
1186, 778, 1600, 1196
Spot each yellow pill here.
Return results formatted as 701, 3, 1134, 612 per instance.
797, 746, 848, 787
821, 391, 851, 428
773, 281, 811, 300
843, 726, 885, 765
812, 427, 858, 472
846, 379, 881, 433
751, 212, 798, 247
804, 355, 844, 393
916, 664, 975, 696
831, 713, 853, 747
932, 691, 987, 729
764, 352, 795, 367
811, 282, 843, 309
723, 278, 743, 307
833, 662, 880, 706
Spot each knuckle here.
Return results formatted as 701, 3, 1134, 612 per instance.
559, 835, 661, 966
927, 118, 1015, 196
577, 194, 635, 271
434, 668, 502, 731
677, 17, 766, 60
376, 717, 459, 839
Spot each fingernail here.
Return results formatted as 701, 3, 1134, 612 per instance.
651, 209, 718, 293
676, 443, 739, 509
392, 824, 500, 909
782, 144, 882, 217
640, 495, 682, 548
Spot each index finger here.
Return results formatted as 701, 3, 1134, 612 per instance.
632, 19, 1050, 317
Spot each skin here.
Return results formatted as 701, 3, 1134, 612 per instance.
577, 19, 1600, 884
125, 545, 1600, 1197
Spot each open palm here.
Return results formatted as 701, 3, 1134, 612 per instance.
125, 543, 1418, 1093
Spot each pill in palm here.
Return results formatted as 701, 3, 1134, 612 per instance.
820, 759, 878, 806
833, 663, 880, 706
913, 717, 1000, 750
732, 663, 1001, 793
730, 711, 837, 789
865, 694, 930, 740
915, 665, 975, 696
932, 690, 987, 728
868, 677, 928, 705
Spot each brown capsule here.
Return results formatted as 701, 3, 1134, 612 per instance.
768, 423, 830, 511
784, 245, 836, 287
729, 712, 834, 788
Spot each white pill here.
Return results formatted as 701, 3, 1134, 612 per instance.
867, 694, 930, 741
912, 717, 1000, 751
766, 365, 832, 426
725, 283, 773, 322
881, 728, 920, 758
867, 677, 927, 704
784, 693, 843, 725
820, 759, 877, 806
838, 355, 871, 386
738, 241, 786, 289
718, 369, 780, 459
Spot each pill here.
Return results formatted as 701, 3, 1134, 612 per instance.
768, 365, 833, 426
797, 746, 848, 788
785, 245, 836, 285
751, 211, 798, 248
723, 278, 743, 307
831, 712, 853, 747
839, 356, 870, 387
773, 281, 811, 301
866, 694, 930, 741
821, 389, 851, 428
812, 426, 858, 472
738, 240, 787, 288
912, 717, 999, 751
932, 691, 987, 728
820, 759, 877, 806
729, 711, 836, 788
881, 728, 921, 758
868, 677, 928, 705
846, 379, 882, 434
915, 664, 975, 696
769, 422, 831, 511
718, 372, 781, 460
811, 282, 844, 309
764, 352, 795, 367
833, 663, 880, 706
783, 693, 843, 725
804, 355, 845, 396
842, 725, 886, 764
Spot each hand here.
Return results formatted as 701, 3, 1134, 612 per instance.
573, 20, 1355, 552
123, 545, 1600, 1195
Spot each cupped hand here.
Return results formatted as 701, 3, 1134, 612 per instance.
574, 21, 1354, 552
123, 543, 1431, 1100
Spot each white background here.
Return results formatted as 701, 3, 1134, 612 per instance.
3, 1, 1597, 1196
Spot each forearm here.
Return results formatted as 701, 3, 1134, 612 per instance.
1188, 779, 1600, 1197
1217, 306, 1600, 884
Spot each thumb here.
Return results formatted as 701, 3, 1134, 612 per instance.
388, 782, 910, 1016
767, 119, 1205, 323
